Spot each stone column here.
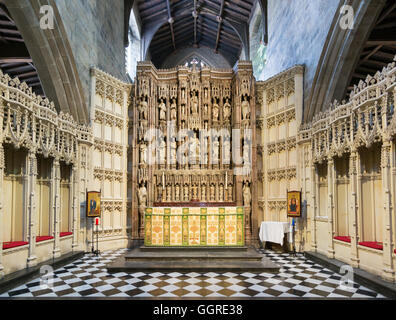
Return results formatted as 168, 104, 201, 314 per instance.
0, 143, 4, 278
310, 164, 318, 250
27, 151, 38, 268
327, 158, 335, 258
53, 158, 61, 258
71, 166, 78, 249
349, 151, 359, 268
381, 142, 394, 281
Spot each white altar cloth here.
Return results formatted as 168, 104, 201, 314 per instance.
259, 222, 292, 246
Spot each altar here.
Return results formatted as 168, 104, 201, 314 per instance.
144, 205, 244, 247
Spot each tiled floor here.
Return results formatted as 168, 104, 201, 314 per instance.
0, 249, 388, 298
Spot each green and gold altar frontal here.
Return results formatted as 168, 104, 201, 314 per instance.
144, 207, 244, 247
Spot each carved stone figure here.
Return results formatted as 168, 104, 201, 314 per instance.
223, 138, 231, 164
175, 184, 180, 201
184, 185, 189, 201
158, 138, 166, 165
223, 98, 231, 120
140, 143, 147, 164
191, 94, 198, 114
170, 98, 177, 120
170, 139, 177, 164
219, 184, 224, 201
201, 184, 206, 201
227, 185, 233, 202
166, 185, 171, 201
212, 101, 219, 120
189, 132, 200, 160
138, 96, 148, 120
242, 95, 250, 120
243, 183, 251, 207
212, 138, 219, 163
243, 142, 251, 165
138, 184, 148, 223
210, 184, 215, 201
159, 98, 166, 120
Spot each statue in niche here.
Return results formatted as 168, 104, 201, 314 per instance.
184, 185, 189, 201
157, 185, 163, 202
219, 184, 224, 201
191, 93, 199, 115
243, 142, 251, 165
204, 87, 208, 99
223, 138, 231, 164
170, 98, 177, 120
158, 138, 166, 165
212, 138, 219, 163
175, 184, 180, 201
166, 185, 171, 201
192, 185, 198, 200
227, 185, 233, 202
137, 184, 148, 223
140, 143, 147, 164
181, 104, 185, 116
204, 104, 208, 116
212, 100, 219, 120
210, 184, 215, 201
243, 182, 251, 207
242, 95, 250, 120
201, 184, 206, 201
223, 98, 231, 120
159, 98, 166, 121
170, 139, 177, 164
181, 88, 186, 100
189, 132, 200, 160
138, 96, 148, 120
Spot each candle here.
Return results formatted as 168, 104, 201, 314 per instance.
162, 172, 165, 189
225, 171, 228, 189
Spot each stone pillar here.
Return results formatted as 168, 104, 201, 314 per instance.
381, 142, 395, 281
327, 158, 335, 258
71, 166, 78, 249
0, 143, 4, 278
53, 158, 61, 258
349, 151, 359, 268
27, 151, 37, 268
310, 164, 318, 250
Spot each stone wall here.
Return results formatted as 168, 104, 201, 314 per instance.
54, 0, 129, 110
262, 0, 340, 117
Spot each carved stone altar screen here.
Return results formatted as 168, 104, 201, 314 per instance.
130, 61, 258, 246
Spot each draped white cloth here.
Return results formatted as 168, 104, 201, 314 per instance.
259, 222, 292, 246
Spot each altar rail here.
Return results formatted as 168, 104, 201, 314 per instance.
144, 207, 244, 247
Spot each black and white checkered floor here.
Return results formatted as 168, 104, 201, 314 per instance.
0, 249, 388, 298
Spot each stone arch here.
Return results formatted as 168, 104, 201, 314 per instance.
304, 0, 387, 122
3, 0, 88, 124
160, 46, 231, 69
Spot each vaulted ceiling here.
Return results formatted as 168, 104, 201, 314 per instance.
347, 0, 396, 95
137, 0, 256, 68
0, 4, 43, 96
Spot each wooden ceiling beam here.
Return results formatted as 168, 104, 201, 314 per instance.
366, 40, 396, 46
165, 0, 176, 51
377, 2, 396, 25
214, 0, 225, 53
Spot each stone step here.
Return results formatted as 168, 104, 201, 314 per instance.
125, 248, 263, 261
106, 248, 280, 273
107, 258, 280, 273
140, 246, 249, 252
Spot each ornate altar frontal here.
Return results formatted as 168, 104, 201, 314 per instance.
144, 207, 244, 247
131, 61, 258, 246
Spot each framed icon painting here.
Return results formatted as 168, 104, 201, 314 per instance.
86, 191, 101, 217
287, 191, 301, 217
